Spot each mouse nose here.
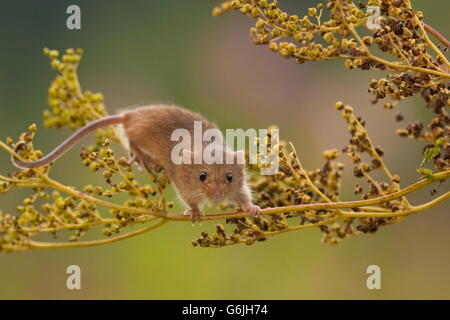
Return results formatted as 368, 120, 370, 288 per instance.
209, 187, 223, 201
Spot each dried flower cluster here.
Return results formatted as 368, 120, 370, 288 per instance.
213, 0, 449, 172
192, 101, 443, 248
1, 0, 449, 252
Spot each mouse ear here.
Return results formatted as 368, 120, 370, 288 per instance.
234, 150, 246, 165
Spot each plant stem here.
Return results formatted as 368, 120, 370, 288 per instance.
423, 22, 450, 49
27, 218, 167, 249
40, 169, 449, 221
340, 191, 450, 218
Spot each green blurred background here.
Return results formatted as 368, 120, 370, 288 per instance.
0, 0, 449, 299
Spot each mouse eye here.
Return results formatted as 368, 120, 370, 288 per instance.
199, 171, 208, 182
226, 172, 233, 183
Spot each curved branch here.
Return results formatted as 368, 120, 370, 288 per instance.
340, 191, 450, 218
423, 22, 450, 49
27, 218, 168, 250
43, 169, 450, 221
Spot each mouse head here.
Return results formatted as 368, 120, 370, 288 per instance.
181, 149, 246, 203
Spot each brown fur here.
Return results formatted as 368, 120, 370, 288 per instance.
122, 105, 260, 221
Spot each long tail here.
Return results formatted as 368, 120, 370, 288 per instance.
12, 115, 124, 169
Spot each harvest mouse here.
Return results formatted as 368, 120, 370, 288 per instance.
12, 104, 261, 222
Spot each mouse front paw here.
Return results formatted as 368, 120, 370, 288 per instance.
243, 203, 261, 218
184, 208, 205, 223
